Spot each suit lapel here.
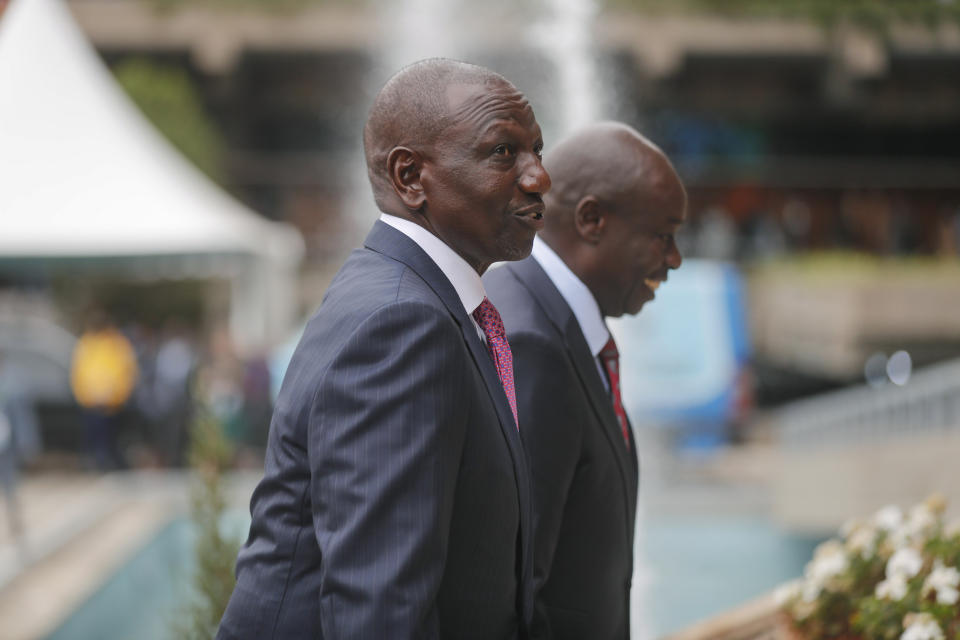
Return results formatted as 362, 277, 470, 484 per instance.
363, 221, 533, 579
565, 316, 638, 527
364, 222, 526, 452
506, 258, 638, 529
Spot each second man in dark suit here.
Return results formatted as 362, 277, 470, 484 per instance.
485, 122, 686, 640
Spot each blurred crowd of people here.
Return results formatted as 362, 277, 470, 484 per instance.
679, 191, 960, 262
0, 306, 274, 480
84, 314, 273, 471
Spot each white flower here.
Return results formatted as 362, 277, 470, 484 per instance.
923, 493, 947, 515
797, 539, 848, 602
846, 526, 877, 558
887, 547, 923, 579
773, 580, 802, 607
801, 579, 821, 603
923, 560, 960, 605
936, 586, 959, 605
901, 613, 944, 640
888, 503, 939, 549
875, 505, 904, 532
925, 560, 960, 590
876, 574, 909, 601
840, 518, 861, 539
904, 504, 937, 539
813, 538, 845, 559
889, 528, 911, 549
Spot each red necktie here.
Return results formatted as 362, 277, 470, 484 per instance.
472, 297, 518, 428
599, 337, 631, 449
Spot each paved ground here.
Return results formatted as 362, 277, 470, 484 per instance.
3, 427, 948, 639
0, 470, 258, 640
0, 443, 774, 640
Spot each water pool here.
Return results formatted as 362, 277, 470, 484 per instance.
46, 518, 192, 640
637, 516, 821, 636
47, 514, 821, 639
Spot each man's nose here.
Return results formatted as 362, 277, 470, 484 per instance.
666, 238, 682, 270
518, 155, 551, 195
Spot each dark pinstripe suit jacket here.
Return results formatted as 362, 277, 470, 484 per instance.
217, 221, 534, 640
485, 257, 639, 640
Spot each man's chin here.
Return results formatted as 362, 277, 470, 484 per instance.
624, 290, 655, 316
623, 301, 647, 317
496, 237, 535, 263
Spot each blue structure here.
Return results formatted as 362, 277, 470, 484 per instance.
611, 259, 751, 450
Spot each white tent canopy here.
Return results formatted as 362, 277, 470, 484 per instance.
0, 0, 304, 350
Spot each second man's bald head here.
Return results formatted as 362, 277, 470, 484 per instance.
539, 121, 687, 317
542, 122, 677, 237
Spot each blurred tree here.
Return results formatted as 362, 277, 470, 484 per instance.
173, 405, 241, 640
113, 58, 225, 184
608, 0, 960, 31
51, 277, 210, 333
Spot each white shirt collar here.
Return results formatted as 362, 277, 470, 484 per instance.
531, 235, 610, 358
379, 214, 486, 317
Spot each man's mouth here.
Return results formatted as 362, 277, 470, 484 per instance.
513, 205, 544, 220
644, 278, 661, 292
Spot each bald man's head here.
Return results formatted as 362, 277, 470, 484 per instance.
361, 58, 550, 274
363, 59, 513, 211
542, 122, 672, 234
540, 121, 687, 317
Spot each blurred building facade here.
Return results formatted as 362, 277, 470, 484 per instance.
65, 0, 960, 261
60, 0, 960, 392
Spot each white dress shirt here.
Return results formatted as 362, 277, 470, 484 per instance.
531, 236, 611, 389
379, 214, 486, 340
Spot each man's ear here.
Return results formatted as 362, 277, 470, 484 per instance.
387, 147, 426, 211
573, 196, 605, 244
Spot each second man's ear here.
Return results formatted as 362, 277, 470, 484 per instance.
387, 147, 426, 211
574, 195, 606, 244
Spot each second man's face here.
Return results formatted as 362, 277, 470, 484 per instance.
599, 180, 687, 318
420, 80, 551, 274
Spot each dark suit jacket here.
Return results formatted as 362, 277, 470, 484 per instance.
218, 221, 534, 640
485, 257, 639, 640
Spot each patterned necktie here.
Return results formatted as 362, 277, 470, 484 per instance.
599, 336, 631, 450
472, 297, 518, 428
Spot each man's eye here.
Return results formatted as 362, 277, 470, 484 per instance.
494, 144, 514, 156
533, 143, 544, 158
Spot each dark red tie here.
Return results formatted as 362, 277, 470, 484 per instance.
599, 337, 631, 449
472, 297, 518, 428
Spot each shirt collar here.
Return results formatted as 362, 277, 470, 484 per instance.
531, 235, 610, 358
379, 214, 486, 316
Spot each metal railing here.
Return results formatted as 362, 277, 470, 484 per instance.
778, 358, 960, 451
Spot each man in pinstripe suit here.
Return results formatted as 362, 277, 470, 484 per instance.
217, 59, 551, 640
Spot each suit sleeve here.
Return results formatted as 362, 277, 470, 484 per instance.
510, 331, 586, 640
310, 301, 470, 640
